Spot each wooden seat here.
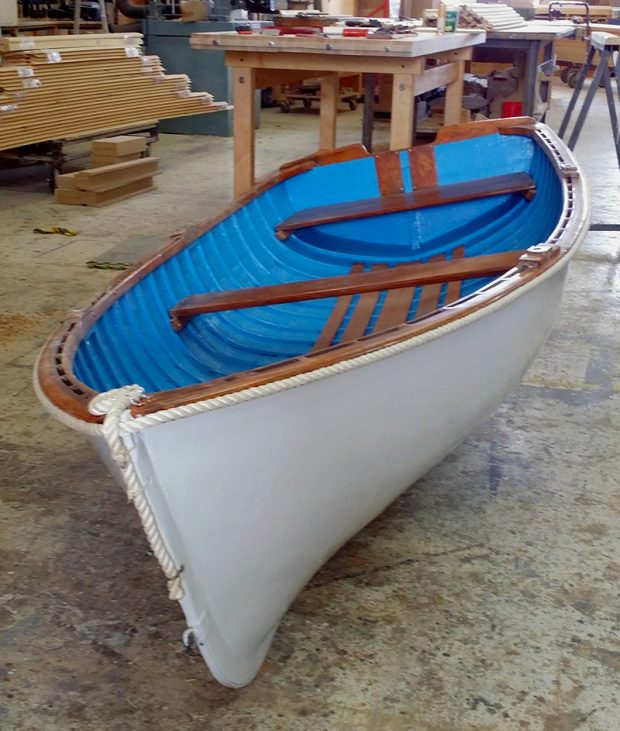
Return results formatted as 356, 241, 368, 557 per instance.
169, 248, 524, 332
276, 172, 536, 239
311, 248, 466, 352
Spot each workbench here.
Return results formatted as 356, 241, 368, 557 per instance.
470, 21, 575, 118
190, 29, 485, 197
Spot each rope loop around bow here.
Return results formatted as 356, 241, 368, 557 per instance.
89, 385, 185, 601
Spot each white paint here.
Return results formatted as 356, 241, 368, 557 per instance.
107, 266, 569, 687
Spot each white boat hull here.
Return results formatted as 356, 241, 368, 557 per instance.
89, 263, 569, 687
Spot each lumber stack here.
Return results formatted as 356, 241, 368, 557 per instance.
459, 4, 527, 31
54, 157, 159, 207
0, 33, 228, 152
90, 134, 147, 168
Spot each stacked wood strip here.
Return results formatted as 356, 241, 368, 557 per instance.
0, 34, 227, 152
459, 4, 527, 31
90, 134, 147, 168
55, 157, 159, 206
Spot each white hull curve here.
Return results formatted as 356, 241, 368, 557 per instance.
104, 264, 569, 687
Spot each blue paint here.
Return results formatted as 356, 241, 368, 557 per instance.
73, 135, 563, 395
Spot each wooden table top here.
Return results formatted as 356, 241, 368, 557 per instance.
190, 29, 486, 58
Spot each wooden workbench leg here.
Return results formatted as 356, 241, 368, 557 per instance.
319, 72, 339, 150
390, 74, 415, 151
443, 59, 465, 127
232, 67, 256, 199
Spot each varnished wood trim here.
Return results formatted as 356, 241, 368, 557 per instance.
170, 251, 525, 331
375, 151, 405, 197
409, 144, 438, 189
311, 263, 364, 352
275, 172, 536, 237
35, 121, 576, 425
435, 116, 536, 144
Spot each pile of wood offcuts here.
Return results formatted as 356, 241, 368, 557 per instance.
0, 32, 227, 152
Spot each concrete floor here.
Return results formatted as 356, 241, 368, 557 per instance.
1, 82, 619, 731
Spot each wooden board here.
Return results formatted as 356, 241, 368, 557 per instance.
92, 135, 147, 156
72, 158, 160, 192
54, 176, 156, 207
191, 29, 486, 58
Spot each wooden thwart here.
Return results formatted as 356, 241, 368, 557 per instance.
170, 249, 525, 332
275, 172, 535, 239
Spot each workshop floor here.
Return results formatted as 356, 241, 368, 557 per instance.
1, 81, 619, 731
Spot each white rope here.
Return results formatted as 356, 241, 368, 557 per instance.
88, 385, 184, 601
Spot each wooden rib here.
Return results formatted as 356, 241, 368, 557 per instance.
170, 250, 526, 331
311, 263, 364, 353
371, 282, 417, 333
340, 266, 387, 342
444, 246, 466, 303
414, 255, 445, 318
409, 144, 438, 189
276, 172, 536, 236
375, 151, 404, 196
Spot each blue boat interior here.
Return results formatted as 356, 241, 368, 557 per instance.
74, 132, 563, 395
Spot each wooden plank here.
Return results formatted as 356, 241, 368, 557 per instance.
0, 34, 226, 153
414, 255, 444, 318
444, 246, 465, 304
169, 250, 526, 331
54, 187, 82, 205
412, 62, 456, 98
193, 30, 485, 59
390, 73, 416, 151
90, 151, 142, 168
232, 66, 256, 199
56, 176, 156, 207
340, 287, 383, 342
73, 158, 159, 192
311, 263, 364, 352
443, 58, 465, 126
91, 135, 147, 156
375, 151, 404, 196
319, 72, 339, 151
371, 283, 416, 332
276, 172, 536, 236
224, 50, 424, 76
409, 144, 438, 189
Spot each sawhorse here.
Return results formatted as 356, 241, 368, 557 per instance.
558, 31, 620, 167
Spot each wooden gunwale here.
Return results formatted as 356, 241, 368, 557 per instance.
35, 118, 580, 425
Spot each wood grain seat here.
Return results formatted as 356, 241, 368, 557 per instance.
311, 248, 466, 352
276, 172, 536, 239
169, 248, 524, 332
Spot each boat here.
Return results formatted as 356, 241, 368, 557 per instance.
35, 117, 588, 687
